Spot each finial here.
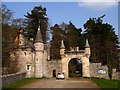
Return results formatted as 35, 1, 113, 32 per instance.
85, 39, 90, 48
38, 21, 40, 31
60, 40, 65, 49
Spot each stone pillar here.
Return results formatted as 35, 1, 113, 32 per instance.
61, 58, 68, 79
82, 56, 90, 77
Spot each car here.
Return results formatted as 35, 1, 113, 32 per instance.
75, 71, 80, 74
56, 72, 65, 79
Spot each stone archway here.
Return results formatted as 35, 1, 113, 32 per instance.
60, 39, 91, 79
68, 58, 82, 77
61, 54, 91, 78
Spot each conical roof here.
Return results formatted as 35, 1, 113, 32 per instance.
34, 25, 43, 43
60, 40, 65, 48
85, 39, 90, 48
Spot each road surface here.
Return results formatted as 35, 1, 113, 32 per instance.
19, 77, 99, 89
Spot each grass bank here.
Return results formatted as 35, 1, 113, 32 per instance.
2, 78, 41, 89
92, 77, 120, 90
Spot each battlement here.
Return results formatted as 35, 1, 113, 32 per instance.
64, 47, 85, 55
65, 47, 85, 54
65, 50, 85, 54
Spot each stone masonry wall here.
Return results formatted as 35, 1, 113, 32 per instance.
112, 69, 120, 80
90, 63, 120, 80
2, 72, 26, 88
90, 63, 109, 79
47, 60, 62, 78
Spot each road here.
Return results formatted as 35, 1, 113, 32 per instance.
20, 77, 99, 89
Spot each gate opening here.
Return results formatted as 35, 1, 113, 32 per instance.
68, 58, 82, 77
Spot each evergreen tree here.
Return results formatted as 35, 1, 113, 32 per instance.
65, 21, 82, 50
24, 5, 48, 43
50, 24, 64, 59
83, 15, 119, 68
50, 22, 84, 59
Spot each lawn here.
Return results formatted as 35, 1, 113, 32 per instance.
92, 77, 120, 90
2, 78, 40, 89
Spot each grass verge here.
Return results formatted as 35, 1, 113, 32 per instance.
2, 78, 41, 89
92, 77, 120, 90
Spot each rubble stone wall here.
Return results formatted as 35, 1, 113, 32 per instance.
2, 72, 26, 88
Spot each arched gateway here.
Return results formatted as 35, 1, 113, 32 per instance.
60, 40, 91, 78
68, 58, 82, 77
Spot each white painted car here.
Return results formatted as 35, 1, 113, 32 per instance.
56, 72, 65, 79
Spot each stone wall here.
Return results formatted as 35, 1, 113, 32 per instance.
90, 63, 120, 80
47, 60, 62, 78
2, 72, 26, 88
112, 69, 120, 80
90, 63, 109, 79
13, 49, 34, 78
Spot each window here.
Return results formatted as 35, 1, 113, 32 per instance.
19, 41, 21, 44
27, 65, 31, 70
24, 52, 26, 56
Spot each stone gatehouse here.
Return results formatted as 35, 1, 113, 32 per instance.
10, 26, 111, 79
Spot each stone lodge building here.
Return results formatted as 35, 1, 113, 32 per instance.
10, 26, 110, 79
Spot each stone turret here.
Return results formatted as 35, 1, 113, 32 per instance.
34, 26, 43, 43
60, 40, 65, 56
85, 39, 90, 58
34, 25, 44, 50
34, 25, 44, 78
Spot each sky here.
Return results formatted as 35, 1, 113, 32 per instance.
3, 1, 119, 36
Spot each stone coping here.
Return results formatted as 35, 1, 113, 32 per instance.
1, 72, 26, 77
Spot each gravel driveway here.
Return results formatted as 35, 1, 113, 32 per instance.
20, 77, 99, 89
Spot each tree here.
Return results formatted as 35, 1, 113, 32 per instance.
2, 4, 19, 74
24, 5, 48, 42
65, 21, 82, 50
69, 59, 77, 74
2, 4, 13, 25
83, 15, 119, 68
50, 24, 63, 59
50, 22, 85, 60
11, 18, 27, 29
2, 24, 19, 74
